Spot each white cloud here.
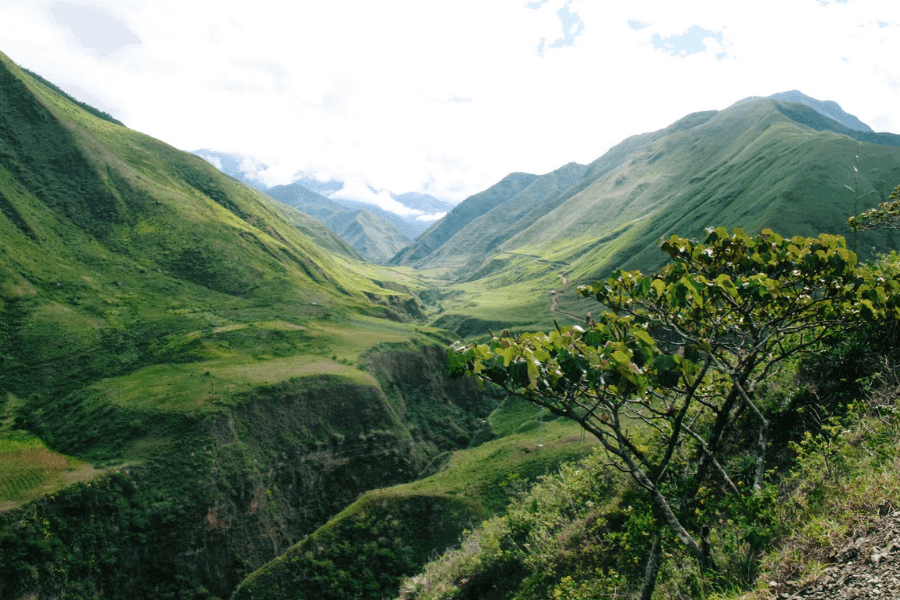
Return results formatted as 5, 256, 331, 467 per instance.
417, 212, 447, 222
0, 0, 898, 206
329, 180, 425, 217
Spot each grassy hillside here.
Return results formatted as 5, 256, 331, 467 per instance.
406, 163, 588, 276
408, 99, 900, 333
6, 47, 900, 600
0, 50, 509, 600
230, 395, 598, 600
390, 172, 540, 265
397, 309, 900, 600
265, 183, 410, 264
327, 208, 410, 264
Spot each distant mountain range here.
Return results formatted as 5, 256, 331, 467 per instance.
393, 91, 900, 331
192, 148, 455, 239
265, 183, 410, 263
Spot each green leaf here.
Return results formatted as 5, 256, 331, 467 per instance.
583, 330, 606, 348
632, 329, 655, 348
651, 279, 666, 298
611, 350, 631, 367
526, 359, 539, 389
502, 346, 517, 367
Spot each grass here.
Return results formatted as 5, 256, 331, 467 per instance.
398, 99, 900, 341
397, 418, 595, 514
6, 49, 900, 600
717, 397, 900, 600
0, 395, 98, 511
0, 51, 465, 479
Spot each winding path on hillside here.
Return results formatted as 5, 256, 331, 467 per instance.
493, 251, 584, 322
550, 272, 585, 321
549, 272, 586, 323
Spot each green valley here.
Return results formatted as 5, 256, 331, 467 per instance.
3, 44, 900, 600
0, 49, 497, 600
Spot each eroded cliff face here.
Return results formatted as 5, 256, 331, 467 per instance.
360, 343, 497, 450
0, 343, 491, 600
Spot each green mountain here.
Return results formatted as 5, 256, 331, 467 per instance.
767, 90, 874, 132
327, 207, 411, 264
266, 183, 411, 264
398, 96, 900, 333
391, 164, 587, 273
0, 50, 497, 600
391, 172, 539, 265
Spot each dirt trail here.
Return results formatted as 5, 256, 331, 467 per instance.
495, 251, 582, 322
549, 272, 583, 322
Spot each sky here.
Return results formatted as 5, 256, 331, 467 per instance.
0, 0, 898, 215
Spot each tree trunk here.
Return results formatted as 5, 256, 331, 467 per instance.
621, 448, 707, 567
639, 537, 663, 600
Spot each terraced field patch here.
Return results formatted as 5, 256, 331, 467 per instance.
0, 434, 97, 511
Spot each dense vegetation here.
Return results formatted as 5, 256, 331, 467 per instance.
413, 226, 900, 599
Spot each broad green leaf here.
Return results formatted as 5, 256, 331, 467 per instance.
611, 350, 631, 367
632, 329, 656, 348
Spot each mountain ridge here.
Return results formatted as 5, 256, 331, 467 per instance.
0, 50, 482, 600
768, 89, 873, 132
4, 59, 900, 600
264, 182, 410, 263
396, 93, 900, 331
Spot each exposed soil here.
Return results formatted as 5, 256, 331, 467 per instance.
549, 272, 584, 322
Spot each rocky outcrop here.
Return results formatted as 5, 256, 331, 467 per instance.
778, 509, 900, 600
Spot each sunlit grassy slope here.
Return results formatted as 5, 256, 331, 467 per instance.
266, 183, 411, 264
0, 49, 433, 504
398, 100, 900, 333
2, 49, 531, 600
0, 394, 97, 511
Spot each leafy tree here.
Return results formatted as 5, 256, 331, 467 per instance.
847, 182, 900, 231
450, 227, 898, 599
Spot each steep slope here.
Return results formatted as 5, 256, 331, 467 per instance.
396, 162, 588, 274
390, 172, 540, 265
327, 208, 411, 264
504, 98, 900, 276
266, 183, 411, 263
230, 395, 599, 600
407, 96, 900, 332
330, 197, 425, 239
0, 50, 482, 600
768, 90, 874, 132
